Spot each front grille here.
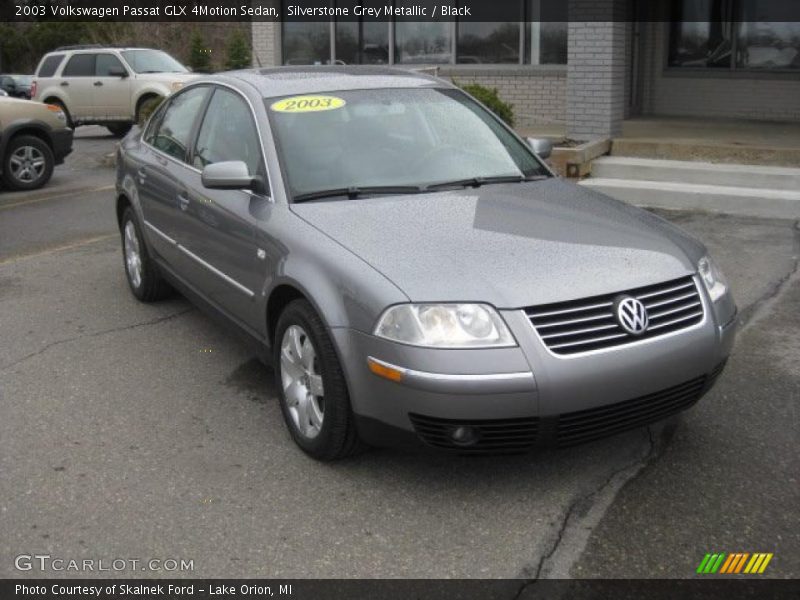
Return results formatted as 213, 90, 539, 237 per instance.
526, 276, 704, 355
556, 375, 706, 447
408, 413, 539, 454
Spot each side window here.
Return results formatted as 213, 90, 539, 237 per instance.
149, 86, 209, 162
96, 54, 126, 77
193, 88, 263, 176
143, 101, 168, 145
62, 54, 96, 77
37, 54, 65, 78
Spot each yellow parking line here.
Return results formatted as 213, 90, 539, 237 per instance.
0, 185, 114, 211
0, 234, 117, 265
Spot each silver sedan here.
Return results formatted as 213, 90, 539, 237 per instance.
115, 67, 736, 460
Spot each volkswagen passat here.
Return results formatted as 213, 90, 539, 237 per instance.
115, 67, 736, 460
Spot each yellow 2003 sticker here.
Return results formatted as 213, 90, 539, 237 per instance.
270, 95, 346, 113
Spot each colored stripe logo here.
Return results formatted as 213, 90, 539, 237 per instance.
696, 552, 773, 574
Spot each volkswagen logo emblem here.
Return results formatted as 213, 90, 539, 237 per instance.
615, 296, 649, 335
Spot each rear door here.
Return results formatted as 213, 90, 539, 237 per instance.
137, 85, 211, 268
178, 86, 269, 332
94, 53, 131, 120
33, 54, 66, 101
59, 53, 96, 119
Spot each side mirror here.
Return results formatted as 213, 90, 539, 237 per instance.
526, 137, 553, 160
201, 161, 256, 190
109, 66, 128, 78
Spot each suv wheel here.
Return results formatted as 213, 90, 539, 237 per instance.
47, 100, 73, 129
2, 135, 54, 191
107, 123, 132, 138
274, 299, 364, 460
120, 207, 172, 302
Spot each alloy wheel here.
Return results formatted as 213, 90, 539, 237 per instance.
123, 220, 143, 289
280, 324, 325, 439
9, 146, 45, 184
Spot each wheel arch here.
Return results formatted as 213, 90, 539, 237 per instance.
134, 91, 165, 123
116, 192, 133, 230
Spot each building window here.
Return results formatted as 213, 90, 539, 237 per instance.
669, 0, 800, 70
457, 22, 521, 64
395, 21, 453, 64
335, 1, 390, 64
526, 0, 568, 65
282, 21, 331, 65
280, 0, 568, 66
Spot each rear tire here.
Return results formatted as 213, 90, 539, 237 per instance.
2, 135, 54, 191
120, 207, 172, 302
274, 299, 364, 460
107, 123, 132, 138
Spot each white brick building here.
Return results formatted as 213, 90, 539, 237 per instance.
252, 0, 800, 140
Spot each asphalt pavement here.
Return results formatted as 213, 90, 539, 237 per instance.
0, 128, 797, 582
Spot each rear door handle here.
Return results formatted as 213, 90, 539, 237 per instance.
137, 168, 147, 185
178, 192, 190, 212
93, 81, 103, 87
60, 81, 69, 87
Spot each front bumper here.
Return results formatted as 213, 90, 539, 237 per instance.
333, 285, 737, 453
51, 128, 74, 165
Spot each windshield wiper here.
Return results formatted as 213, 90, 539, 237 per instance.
293, 185, 423, 203
424, 174, 548, 192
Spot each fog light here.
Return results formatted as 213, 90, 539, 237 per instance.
450, 425, 479, 446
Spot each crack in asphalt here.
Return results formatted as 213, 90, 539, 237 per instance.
737, 219, 800, 332
512, 428, 658, 598
512, 219, 800, 597
0, 308, 195, 372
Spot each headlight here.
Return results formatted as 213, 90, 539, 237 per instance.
698, 256, 728, 303
45, 104, 66, 122
374, 303, 516, 348
170, 81, 184, 92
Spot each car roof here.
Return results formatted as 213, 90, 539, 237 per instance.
47, 47, 158, 54
220, 66, 452, 98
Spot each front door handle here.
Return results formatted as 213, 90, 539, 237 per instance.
178, 193, 190, 212
93, 81, 103, 87
137, 168, 147, 185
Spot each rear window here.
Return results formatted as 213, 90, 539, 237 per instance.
37, 54, 65, 78
62, 54, 95, 77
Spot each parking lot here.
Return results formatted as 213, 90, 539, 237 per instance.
1, 129, 798, 580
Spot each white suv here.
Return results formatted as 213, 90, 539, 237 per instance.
32, 46, 196, 137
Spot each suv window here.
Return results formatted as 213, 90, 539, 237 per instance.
149, 86, 209, 162
96, 54, 126, 77
193, 88, 263, 176
37, 54, 65, 77
62, 54, 96, 77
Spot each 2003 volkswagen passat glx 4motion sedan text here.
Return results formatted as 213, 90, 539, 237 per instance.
115, 67, 736, 460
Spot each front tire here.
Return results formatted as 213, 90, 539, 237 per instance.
274, 299, 363, 460
2, 135, 54, 191
120, 207, 171, 302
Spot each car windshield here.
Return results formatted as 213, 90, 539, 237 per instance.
266, 88, 549, 201
12, 75, 32, 85
120, 50, 188, 74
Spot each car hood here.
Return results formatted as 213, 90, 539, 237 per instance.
0, 96, 64, 126
290, 179, 706, 308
